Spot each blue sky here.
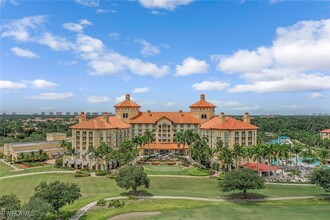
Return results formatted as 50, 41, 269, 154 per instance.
1, 0, 330, 115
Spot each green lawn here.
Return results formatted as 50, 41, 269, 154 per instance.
144, 165, 209, 176
0, 160, 70, 177
82, 199, 330, 220
0, 173, 328, 219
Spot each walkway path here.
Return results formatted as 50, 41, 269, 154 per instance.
0, 159, 24, 171
69, 195, 330, 220
0, 171, 74, 180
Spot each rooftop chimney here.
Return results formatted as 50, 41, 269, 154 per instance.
243, 112, 251, 124
102, 112, 109, 123
200, 94, 205, 101
79, 112, 87, 123
125, 94, 130, 101
219, 112, 225, 123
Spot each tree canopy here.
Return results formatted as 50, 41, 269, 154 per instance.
33, 181, 81, 220
218, 168, 265, 197
115, 165, 150, 193
310, 168, 330, 193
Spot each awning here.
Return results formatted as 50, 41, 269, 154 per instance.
69, 159, 75, 165
77, 160, 82, 165
242, 162, 278, 172
83, 161, 88, 166
91, 161, 96, 166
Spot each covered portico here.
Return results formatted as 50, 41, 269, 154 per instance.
139, 142, 189, 156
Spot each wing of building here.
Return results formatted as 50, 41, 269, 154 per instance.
68, 94, 258, 170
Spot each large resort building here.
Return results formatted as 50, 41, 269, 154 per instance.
67, 94, 258, 169
320, 129, 330, 139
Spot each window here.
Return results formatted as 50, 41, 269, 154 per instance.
201, 114, 207, 119
122, 113, 128, 118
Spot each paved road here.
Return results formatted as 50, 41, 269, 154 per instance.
0, 159, 24, 171
0, 171, 74, 180
69, 195, 330, 220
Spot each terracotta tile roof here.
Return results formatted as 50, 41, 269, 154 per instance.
139, 142, 189, 150
114, 94, 141, 108
130, 112, 200, 124
242, 162, 278, 172
70, 116, 130, 130
200, 116, 258, 130
321, 129, 330, 133
189, 94, 216, 108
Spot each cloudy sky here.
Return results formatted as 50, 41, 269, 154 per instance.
1, 0, 330, 115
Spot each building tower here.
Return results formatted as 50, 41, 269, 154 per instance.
189, 94, 216, 123
114, 94, 141, 123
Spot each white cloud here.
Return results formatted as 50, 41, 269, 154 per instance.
192, 81, 229, 91
25, 79, 58, 89
150, 10, 165, 15
164, 101, 176, 107
176, 57, 209, 76
38, 32, 74, 51
109, 32, 120, 40
1, 15, 47, 42
97, 9, 116, 14
132, 87, 150, 93
0, 80, 26, 89
139, 0, 194, 10
136, 39, 160, 56
87, 96, 111, 103
11, 47, 39, 58
63, 19, 92, 33
28, 92, 74, 100
214, 19, 330, 93
308, 92, 323, 99
115, 94, 136, 102
75, 0, 99, 7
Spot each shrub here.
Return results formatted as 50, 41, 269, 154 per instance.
23, 162, 44, 167
127, 195, 137, 200
55, 158, 63, 168
188, 168, 209, 176
96, 170, 109, 176
106, 173, 117, 179
74, 171, 90, 177
151, 162, 160, 165
96, 198, 106, 206
165, 162, 176, 165
108, 199, 125, 208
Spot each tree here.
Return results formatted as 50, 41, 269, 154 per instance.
0, 194, 21, 219
184, 129, 199, 160
219, 147, 233, 171
252, 145, 264, 173
291, 142, 303, 167
218, 168, 265, 197
19, 197, 53, 220
115, 165, 150, 193
174, 131, 185, 156
33, 181, 81, 220
232, 144, 244, 170
310, 168, 330, 193
317, 148, 330, 165
143, 130, 153, 156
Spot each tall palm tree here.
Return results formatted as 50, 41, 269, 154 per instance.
220, 147, 233, 171
174, 131, 185, 156
143, 130, 153, 156
252, 144, 264, 173
193, 136, 209, 168
184, 129, 199, 160
232, 144, 244, 170
277, 144, 290, 166
263, 144, 273, 176
291, 143, 303, 167
317, 148, 330, 165
244, 146, 254, 166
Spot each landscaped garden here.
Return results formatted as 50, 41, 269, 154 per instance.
144, 165, 209, 176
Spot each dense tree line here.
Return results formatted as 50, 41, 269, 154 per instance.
251, 116, 330, 149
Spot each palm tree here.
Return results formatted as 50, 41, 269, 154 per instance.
174, 131, 185, 156
193, 136, 209, 168
244, 146, 254, 166
263, 144, 273, 176
143, 130, 153, 156
317, 148, 330, 165
214, 139, 224, 171
252, 144, 264, 173
220, 147, 233, 171
232, 144, 244, 170
277, 144, 290, 166
291, 143, 303, 167
18, 153, 25, 162
184, 129, 199, 160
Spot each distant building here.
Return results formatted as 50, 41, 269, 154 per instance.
56, 112, 62, 116
320, 129, 330, 139
66, 112, 71, 116
74, 112, 78, 116
92, 112, 98, 115
12, 112, 16, 115
3, 133, 67, 161
41, 112, 46, 116
49, 112, 54, 116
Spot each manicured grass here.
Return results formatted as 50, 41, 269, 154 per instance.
0, 173, 327, 219
144, 165, 209, 176
82, 199, 330, 220
0, 160, 69, 177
